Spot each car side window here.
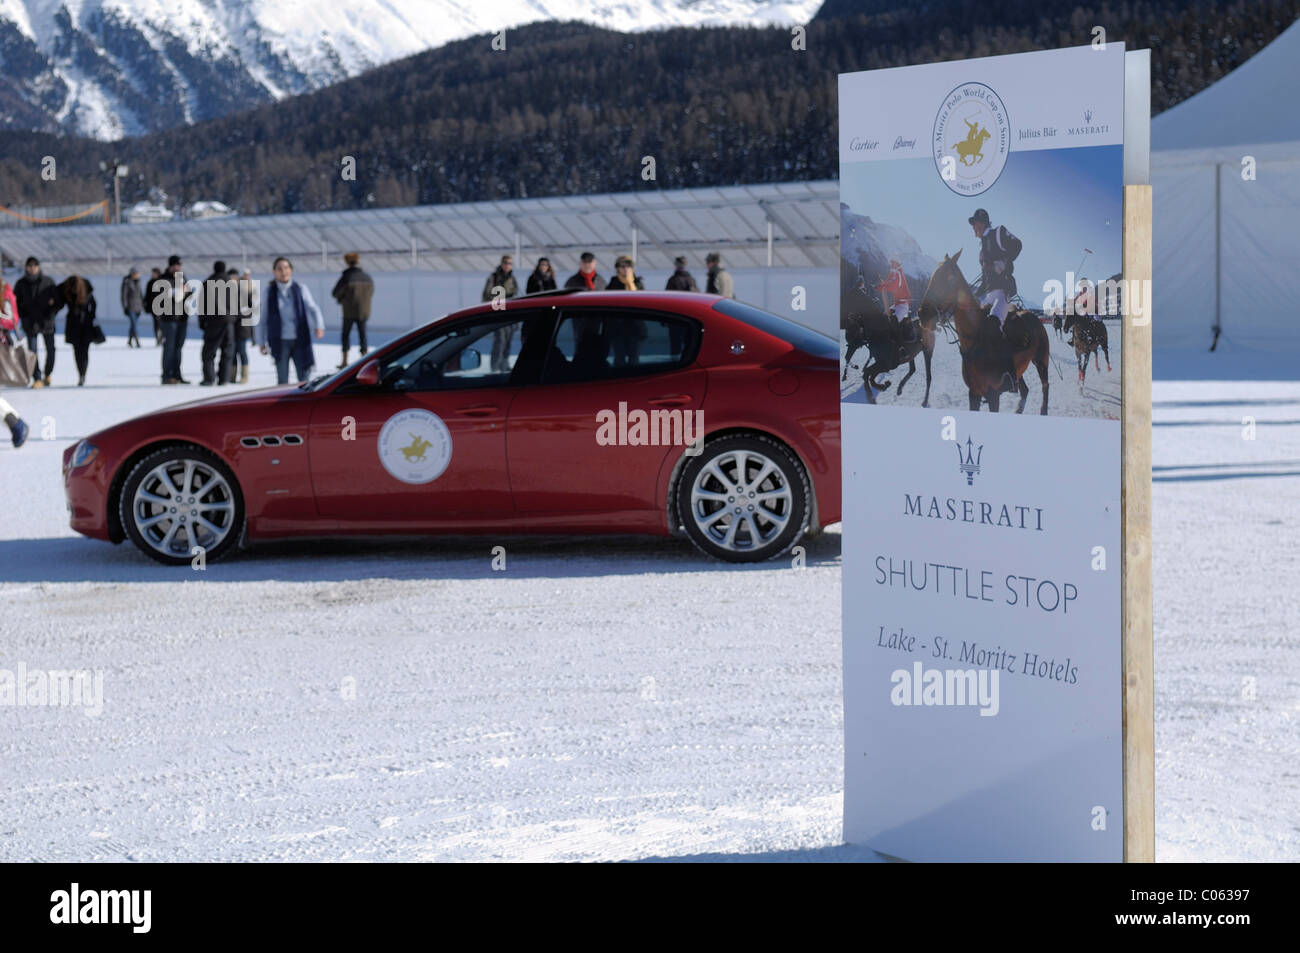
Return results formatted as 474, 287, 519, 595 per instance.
383, 317, 529, 392
542, 310, 695, 385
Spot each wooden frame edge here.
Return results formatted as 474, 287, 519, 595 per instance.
1122, 183, 1155, 863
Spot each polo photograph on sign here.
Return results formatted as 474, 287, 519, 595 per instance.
840, 45, 1125, 419
840, 44, 1130, 862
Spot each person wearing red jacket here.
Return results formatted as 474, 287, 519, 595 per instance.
876, 258, 916, 353
875, 258, 911, 320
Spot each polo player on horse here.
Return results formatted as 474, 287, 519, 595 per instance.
875, 257, 918, 360
969, 207, 1022, 393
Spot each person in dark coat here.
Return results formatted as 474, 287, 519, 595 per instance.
52, 276, 98, 387
331, 251, 375, 368
969, 207, 1022, 392
153, 255, 196, 384
482, 255, 519, 373
564, 252, 603, 291
665, 256, 699, 292
142, 267, 163, 345
14, 257, 58, 386
606, 255, 644, 291
526, 258, 557, 294
120, 267, 143, 347
200, 260, 237, 385
229, 269, 254, 383
606, 256, 647, 367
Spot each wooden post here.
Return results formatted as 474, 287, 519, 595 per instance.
1122, 183, 1154, 863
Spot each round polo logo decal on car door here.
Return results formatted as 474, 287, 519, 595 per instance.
377, 409, 453, 484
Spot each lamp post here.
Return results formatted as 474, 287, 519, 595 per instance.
99, 160, 129, 224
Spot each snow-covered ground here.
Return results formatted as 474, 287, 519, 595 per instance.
1, 337, 1296, 861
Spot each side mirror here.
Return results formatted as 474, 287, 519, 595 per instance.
460, 347, 482, 371
354, 359, 380, 387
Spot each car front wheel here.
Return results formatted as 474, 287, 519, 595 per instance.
676, 434, 808, 562
119, 445, 245, 566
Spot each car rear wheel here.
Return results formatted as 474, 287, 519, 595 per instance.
676, 434, 808, 562
119, 445, 244, 566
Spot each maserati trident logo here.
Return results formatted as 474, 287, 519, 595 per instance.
1083, 108, 1094, 124
958, 436, 983, 485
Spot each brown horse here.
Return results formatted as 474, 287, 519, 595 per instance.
1063, 313, 1111, 390
918, 250, 1050, 414
842, 289, 938, 406
892, 312, 939, 406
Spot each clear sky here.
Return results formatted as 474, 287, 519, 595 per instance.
840, 145, 1123, 308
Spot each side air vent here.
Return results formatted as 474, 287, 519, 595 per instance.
282, 434, 303, 446
261, 435, 282, 447
240, 437, 261, 448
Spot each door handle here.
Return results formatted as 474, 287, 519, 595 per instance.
648, 394, 692, 407
455, 404, 499, 417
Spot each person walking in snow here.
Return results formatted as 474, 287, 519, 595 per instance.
51, 276, 100, 387
331, 251, 374, 368
232, 269, 255, 383
120, 267, 143, 347
14, 257, 58, 387
258, 257, 325, 385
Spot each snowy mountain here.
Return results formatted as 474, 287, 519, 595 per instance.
0, 0, 821, 139
839, 202, 938, 308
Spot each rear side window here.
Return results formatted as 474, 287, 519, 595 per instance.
542, 310, 697, 384
712, 299, 836, 359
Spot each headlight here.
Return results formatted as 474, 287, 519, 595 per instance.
70, 440, 100, 469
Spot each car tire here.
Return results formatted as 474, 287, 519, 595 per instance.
119, 445, 245, 566
676, 433, 808, 562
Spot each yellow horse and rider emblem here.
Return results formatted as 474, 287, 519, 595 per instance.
400, 433, 434, 463
955, 118, 991, 166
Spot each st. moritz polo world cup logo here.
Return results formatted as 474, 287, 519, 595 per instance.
933, 82, 1010, 196
378, 409, 453, 484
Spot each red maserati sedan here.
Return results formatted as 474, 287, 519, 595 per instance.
63, 290, 840, 565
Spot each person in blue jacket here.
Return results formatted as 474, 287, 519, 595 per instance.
257, 257, 325, 384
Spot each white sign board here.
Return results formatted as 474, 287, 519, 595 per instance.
839, 44, 1127, 861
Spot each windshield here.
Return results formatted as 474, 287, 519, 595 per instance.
300, 320, 443, 392
299, 364, 355, 391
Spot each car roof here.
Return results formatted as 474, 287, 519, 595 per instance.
450, 289, 729, 319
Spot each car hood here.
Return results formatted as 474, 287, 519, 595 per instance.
159, 384, 305, 414
87, 384, 308, 443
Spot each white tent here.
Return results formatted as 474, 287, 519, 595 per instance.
1152, 19, 1300, 358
